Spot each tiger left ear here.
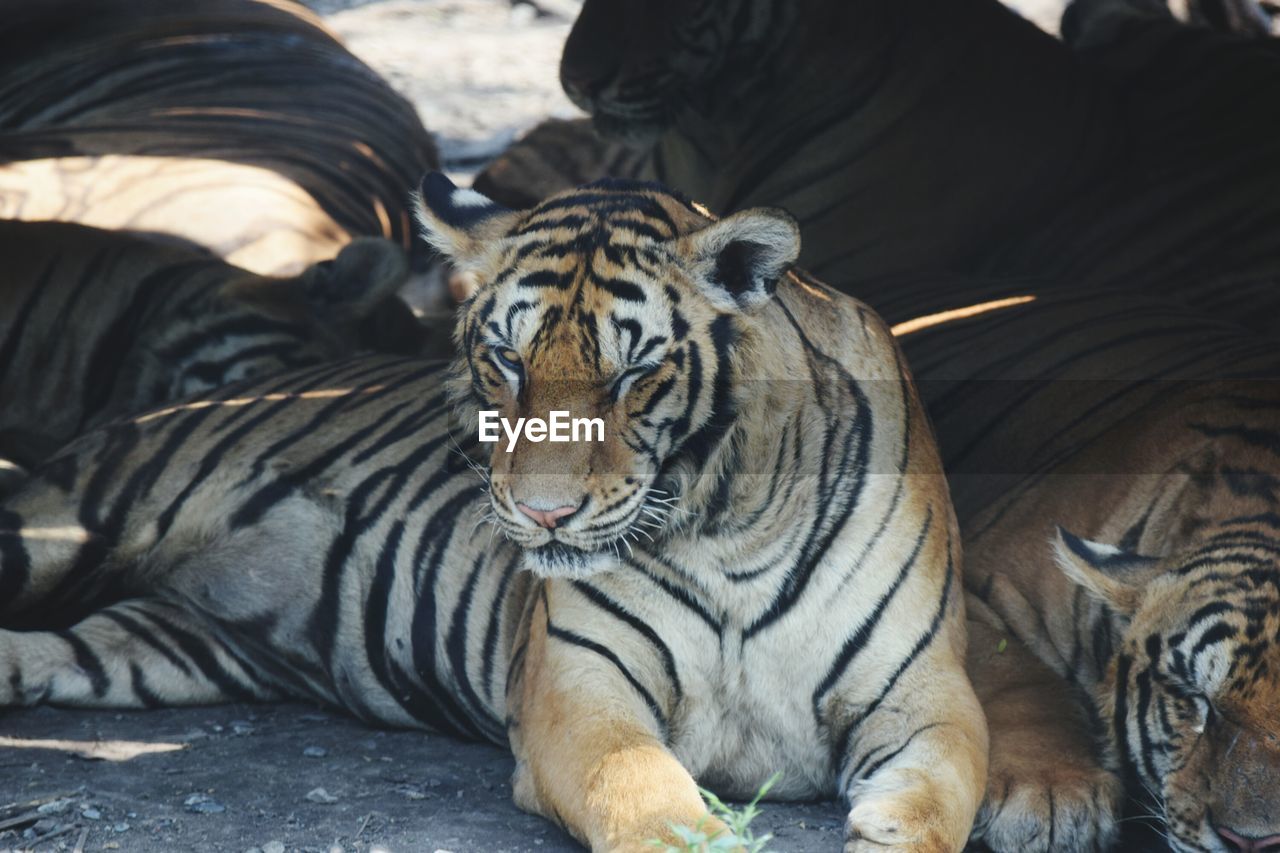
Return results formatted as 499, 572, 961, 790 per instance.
1052, 527, 1161, 615
677, 207, 801, 310
412, 171, 520, 275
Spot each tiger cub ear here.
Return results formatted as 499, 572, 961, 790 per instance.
412, 172, 520, 274
676, 207, 801, 310
1052, 527, 1161, 615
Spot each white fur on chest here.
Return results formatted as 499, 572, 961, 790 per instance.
667, 636, 836, 801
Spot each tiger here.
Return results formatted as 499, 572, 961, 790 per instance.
0, 176, 988, 852
0, 220, 422, 487
865, 272, 1280, 853
477, 0, 1280, 334
0, 0, 438, 276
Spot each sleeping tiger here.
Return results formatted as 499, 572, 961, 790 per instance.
0, 220, 421, 486
478, 0, 1280, 336
0, 0, 437, 275
0, 177, 988, 852
873, 274, 1280, 852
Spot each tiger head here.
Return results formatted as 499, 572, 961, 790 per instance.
1054, 527, 1280, 852
559, 0, 805, 144
413, 172, 800, 577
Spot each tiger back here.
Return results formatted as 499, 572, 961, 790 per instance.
0, 0, 438, 275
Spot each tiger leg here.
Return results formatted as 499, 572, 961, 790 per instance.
964, 595, 1123, 853
0, 597, 277, 709
506, 587, 723, 853
839, 650, 988, 852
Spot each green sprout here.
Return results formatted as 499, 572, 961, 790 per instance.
650, 772, 780, 852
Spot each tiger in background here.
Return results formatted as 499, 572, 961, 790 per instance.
476, 0, 1280, 335
0, 0, 438, 276
0, 177, 989, 852
0, 221, 421, 491
867, 274, 1280, 853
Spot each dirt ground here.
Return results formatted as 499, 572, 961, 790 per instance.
0, 2, 1114, 852
0, 703, 845, 852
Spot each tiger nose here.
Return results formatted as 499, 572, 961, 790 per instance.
1215, 824, 1280, 852
516, 501, 581, 530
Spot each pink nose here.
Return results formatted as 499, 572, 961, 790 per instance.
516, 502, 580, 530
1216, 826, 1280, 853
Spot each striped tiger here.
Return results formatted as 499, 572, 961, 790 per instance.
871, 275, 1280, 853
0, 220, 419, 488
0, 177, 987, 852
481, 0, 1280, 333
0, 0, 437, 276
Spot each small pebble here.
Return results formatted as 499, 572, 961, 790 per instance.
263, 841, 286, 853
184, 793, 226, 814
231, 721, 256, 735
302, 746, 327, 758
113, 822, 131, 833
304, 787, 338, 805
81, 807, 102, 820
36, 799, 73, 815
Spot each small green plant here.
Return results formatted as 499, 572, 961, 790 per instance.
650, 772, 780, 852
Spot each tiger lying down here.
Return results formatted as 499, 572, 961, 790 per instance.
0, 178, 987, 852
0, 221, 422, 490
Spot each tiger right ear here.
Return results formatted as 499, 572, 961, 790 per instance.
412, 172, 521, 272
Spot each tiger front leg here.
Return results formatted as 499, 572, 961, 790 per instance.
836, 647, 988, 852
507, 587, 725, 853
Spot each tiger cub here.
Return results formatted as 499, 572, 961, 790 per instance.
0, 178, 985, 851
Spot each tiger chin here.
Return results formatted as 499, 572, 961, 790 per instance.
1, 175, 986, 852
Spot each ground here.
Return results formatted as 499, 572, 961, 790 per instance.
0, 704, 844, 852
0, 2, 1087, 851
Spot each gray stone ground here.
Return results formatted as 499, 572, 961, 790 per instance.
0, 3, 1120, 852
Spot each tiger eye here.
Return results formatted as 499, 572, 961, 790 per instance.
494, 347, 522, 369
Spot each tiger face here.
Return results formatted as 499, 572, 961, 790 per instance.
1054, 529, 1280, 852
559, 0, 786, 144
413, 173, 799, 577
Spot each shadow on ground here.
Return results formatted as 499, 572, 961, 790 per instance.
0, 704, 846, 852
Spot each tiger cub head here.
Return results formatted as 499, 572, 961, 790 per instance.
1053, 527, 1280, 851
414, 172, 799, 577
559, 0, 796, 144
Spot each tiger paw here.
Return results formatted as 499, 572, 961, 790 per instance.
971, 747, 1122, 853
844, 769, 955, 853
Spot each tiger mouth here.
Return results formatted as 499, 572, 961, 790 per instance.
589, 107, 671, 146
523, 541, 611, 578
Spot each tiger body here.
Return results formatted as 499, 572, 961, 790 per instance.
0, 0, 437, 275
877, 276, 1280, 851
0, 180, 987, 851
0, 220, 418, 478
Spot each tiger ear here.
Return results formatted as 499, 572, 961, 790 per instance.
412, 172, 520, 277
1052, 527, 1161, 615
676, 207, 801, 310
